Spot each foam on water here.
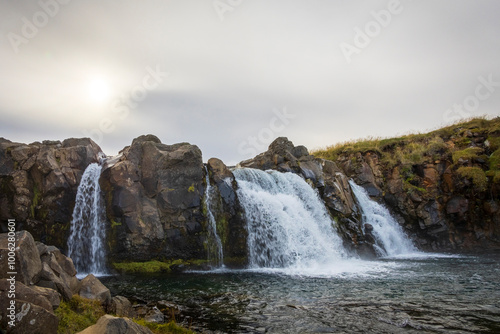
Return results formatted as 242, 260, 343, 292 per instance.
234, 168, 348, 271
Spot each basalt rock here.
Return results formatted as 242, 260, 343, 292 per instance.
0, 231, 42, 285
332, 119, 500, 252
0, 137, 102, 249
206, 158, 248, 267
100, 135, 206, 262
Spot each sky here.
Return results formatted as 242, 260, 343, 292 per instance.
1, 0, 499, 165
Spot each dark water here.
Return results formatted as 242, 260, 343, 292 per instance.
103, 255, 500, 333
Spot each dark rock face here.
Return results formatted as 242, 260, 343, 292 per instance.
336, 147, 500, 252
100, 135, 207, 262
206, 158, 248, 267
0, 137, 102, 248
238, 137, 376, 257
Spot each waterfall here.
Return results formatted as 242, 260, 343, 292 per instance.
204, 165, 224, 268
348, 180, 417, 257
67, 162, 107, 276
234, 168, 347, 270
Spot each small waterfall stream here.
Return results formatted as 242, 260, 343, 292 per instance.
204, 166, 224, 268
67, 162, 107, 276
234, 168, 347, 270
349, 180, 417, 257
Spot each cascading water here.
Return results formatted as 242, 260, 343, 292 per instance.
349, 180, 417, 257
233, 168, 347, 271
204, 166, 224, 268
67, 162, 107, 276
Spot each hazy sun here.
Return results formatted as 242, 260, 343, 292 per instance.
87, 77, 111, 104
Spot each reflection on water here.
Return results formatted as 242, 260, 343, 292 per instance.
103, 255, 500, 333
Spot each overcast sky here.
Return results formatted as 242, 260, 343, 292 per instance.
1, 0, 499, 165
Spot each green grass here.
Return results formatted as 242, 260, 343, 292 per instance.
112, 259, 207, 274
313, 117, 500, 170
133, 319, 195, 334
55, 295, 105, 334
452, 147, 483, 164
457, 167, 488, 192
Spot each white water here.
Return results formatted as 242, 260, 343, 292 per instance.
204, 166, 224, 268
234, 168, 348, 273
349, 180, 417, 257
67, 163, 108, 277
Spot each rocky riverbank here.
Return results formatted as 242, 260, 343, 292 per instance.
0, 230, 193, 334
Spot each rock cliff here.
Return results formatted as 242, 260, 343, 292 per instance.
314, 117, 500, 252
0, 138, 102, 248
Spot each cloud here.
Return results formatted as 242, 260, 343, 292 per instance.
1, 0, 499, 165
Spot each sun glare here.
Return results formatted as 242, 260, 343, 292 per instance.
87, 77, 111, 104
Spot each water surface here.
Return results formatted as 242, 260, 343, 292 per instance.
104, 254, 500, 333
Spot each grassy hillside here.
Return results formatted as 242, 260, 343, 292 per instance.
313, 117, 500, 188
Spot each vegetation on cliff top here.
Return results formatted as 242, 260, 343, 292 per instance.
313, 117, 500, 190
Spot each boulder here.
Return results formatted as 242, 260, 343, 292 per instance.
144, 306, 164, 323
40, 249, 79, 294
0, 280, 58, 334
30, 285, 60, 310
0, 231, 42, 285
109, 296, 134, 317
77, 315, 153, 334
0, 279, 52, 312
78, 274, 111, 306
38, 262, 72, 301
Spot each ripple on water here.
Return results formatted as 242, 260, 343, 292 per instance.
102, 255, 500, 333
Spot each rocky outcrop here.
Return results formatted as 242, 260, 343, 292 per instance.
206, 158, 248, 266
0, 230, 142, 333
101, 135, 250, 266
100, 135, 206, 262
0, 137, 102, 248
77, 315, 153, 334
239, 137, 375, 256
326, 118, 500, 252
